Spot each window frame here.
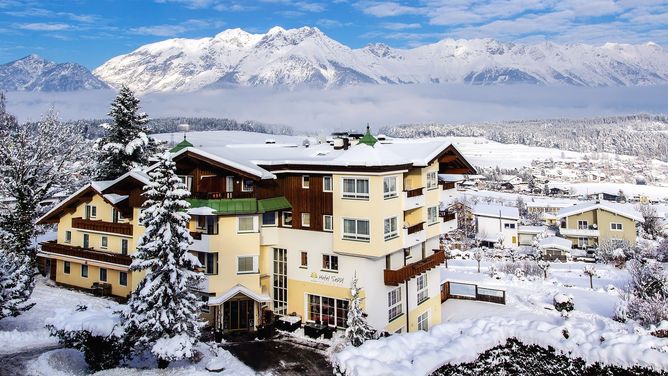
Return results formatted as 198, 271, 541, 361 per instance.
503, 223, 516, 229
302, 175, 310, 189
241, 179, 254, 192
262, 211, 278, 227
64, 230, 72, 244
121, 239, 128, 255
301, 213, 311, 228
282, 211, 293, 227
237, 255, 259, 274
427, 206, 438, 225
119, 271, 128, 286
323, 176, 333, 192
577, 220, 588, 230
99, 267, 107, 282
384, 216, 398, 241
383, 176, 398, 199
63, 261, 71, 274
342, 218, 370, 242
417, 274, 428, 304
323, 215, 333, 232
388, 287, 403, 321
300, 251, 308, 268
237, 216, 256, 233
321, 254, 339, 272
610, 222, 623, 231
342, 177, 370, 200
417, 311, 429, 331
427, 171, 438, 190
101, 236, 108, 249
81, 264, 88, 278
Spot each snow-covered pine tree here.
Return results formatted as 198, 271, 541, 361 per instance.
345, 274, 375, 347
96, 86, 154, 180
0, 249, 34, 319
122, 151, 204, 368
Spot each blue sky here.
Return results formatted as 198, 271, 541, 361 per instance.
1, 0, 667, 69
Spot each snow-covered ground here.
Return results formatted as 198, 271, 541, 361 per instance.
334, 259, 668, 376
0, 279, 254, 375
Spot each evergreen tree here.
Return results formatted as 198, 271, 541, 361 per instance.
345, 274, 375, 347
0, 249, 34, 319
96, 86, 153, 180
122, 152, 203, 368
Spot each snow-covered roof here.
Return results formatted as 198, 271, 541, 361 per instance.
103, 193, 128, 205
187, 206, 217, 216
439, 173, 466, 182
518, 225, 546, 234
208, 284, 271, 305
473, 204, 519, 220
36, 183, 94, 224
556, 201, 644, 222
538, 236, 572, 252
526, 202, 573, 208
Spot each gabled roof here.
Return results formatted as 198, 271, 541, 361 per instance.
538, 236, 572, 252
208, 284, 271, 305
556, 201, 644, 222
171, 147, 275, 180
473, 204, 519, 220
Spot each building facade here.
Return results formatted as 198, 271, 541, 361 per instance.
555, 202, 642, 249
37, 131, 475, 335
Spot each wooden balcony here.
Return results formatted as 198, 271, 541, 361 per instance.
384, 249, 445, 286
404, 187, 424, 198
72, 217, 133, 236
439, 181, 456, 190
439, 210, 456, 222
406, 222, 425, 235
40, 241, 132, 266
192, 191, 254, 200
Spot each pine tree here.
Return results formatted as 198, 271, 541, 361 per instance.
96, 86, 154, 180
345, 274, 375, 347
122, 152, 204, 368
0, 248, 34, 319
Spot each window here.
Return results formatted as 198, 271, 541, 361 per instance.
64, 231, 71, 244
342, 178, 369, 199
85, 205, 96, 219
121, 239, 128, 255
242, 179, 254, 192
83, 233, 89, 248
323, 215, 333, 232
81, 264, 88, 278
611, 223, 623, 230
119, 271, 128, 286
388, 287, 403, 321
417, 274, 428, 304
307, 294, 349, 328
300, 251, 308, 267
282, 212, 292, 227
197, 215, 206, 229
578, 237, 588, 248
504, 223, 516, 229
201, 295, 210, 313
383, 176, 397, 199
577, 220, 588, 230
237, 256, 258, 274
302, 175, 310, 188
273, 248, 288, 315
63, 261, 71, 274
417, 311, 429, 331
322, 254, 339, 271
343, 218, 370, 241
427, 172, 438, 189
197, 252, 218, 275
99, 268, 107, 282
101, 236, 108, 249
262, 212, 277, 226
427, 206, 438, 225
112, 208, 124, 223
238, 216, 255, 233
178, 175, 193, 191
323, 176, 333, 192
301, 213, 310, 227
384, 217, 398, 240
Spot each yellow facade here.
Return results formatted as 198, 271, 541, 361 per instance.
562, 208, 637, 246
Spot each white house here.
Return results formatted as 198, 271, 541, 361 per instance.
473, 204, 520, 248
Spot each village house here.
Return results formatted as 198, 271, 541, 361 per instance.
555, 201, 643, 249
36, 129, 474, 335
472, 204, 519, 248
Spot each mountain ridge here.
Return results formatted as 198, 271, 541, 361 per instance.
0, 55, 109, 92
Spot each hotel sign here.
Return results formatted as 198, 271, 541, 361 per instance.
310, 272, 345, 285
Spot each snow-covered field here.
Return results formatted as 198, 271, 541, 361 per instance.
0, 279, 254, 375
334, 259, 668, 376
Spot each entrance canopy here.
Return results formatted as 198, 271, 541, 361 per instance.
208, 284, 271, 306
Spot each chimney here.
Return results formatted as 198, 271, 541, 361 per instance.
343, 137, 350, 150
333, 138, 344, 150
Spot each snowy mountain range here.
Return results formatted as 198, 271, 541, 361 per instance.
93, 26, 668, 93
0, 55, 109, 92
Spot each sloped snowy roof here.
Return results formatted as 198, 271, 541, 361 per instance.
556, 201, 644, 222
439, 174, 466, 182
518, 225, 547, 234
538, 236, 572, 252
103, 194, 128, 205
208, 284, 271, 305
473, 204, 519, 220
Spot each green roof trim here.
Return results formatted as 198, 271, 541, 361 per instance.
186, 196, 292, 215
170, 137, 194, 153
258, 197, 292, 212
358, 125, 377, 147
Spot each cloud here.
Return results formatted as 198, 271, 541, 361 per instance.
130, 19, 225, 37
6, 85, 668, 132
154, 0, 217, 9
381, 22, 421, 30
6, 7, 99, 23
316, 18, 344, 28
358, 1, 426, 17
18, 22, 71, 31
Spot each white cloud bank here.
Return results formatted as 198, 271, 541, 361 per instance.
5, 84, 667, 133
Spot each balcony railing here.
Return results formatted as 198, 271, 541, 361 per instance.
404, 187, 424, 198
439, 210, 456, 222
192, 191, 254, 199
439, 181, 456, 190
406, 222, 425, 235
72, 217, 133, 236
40, 241, 132, 266
384, 249, 445, 286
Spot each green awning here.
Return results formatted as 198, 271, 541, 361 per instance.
258, 197, 292, 213
186, 196, 291, 215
